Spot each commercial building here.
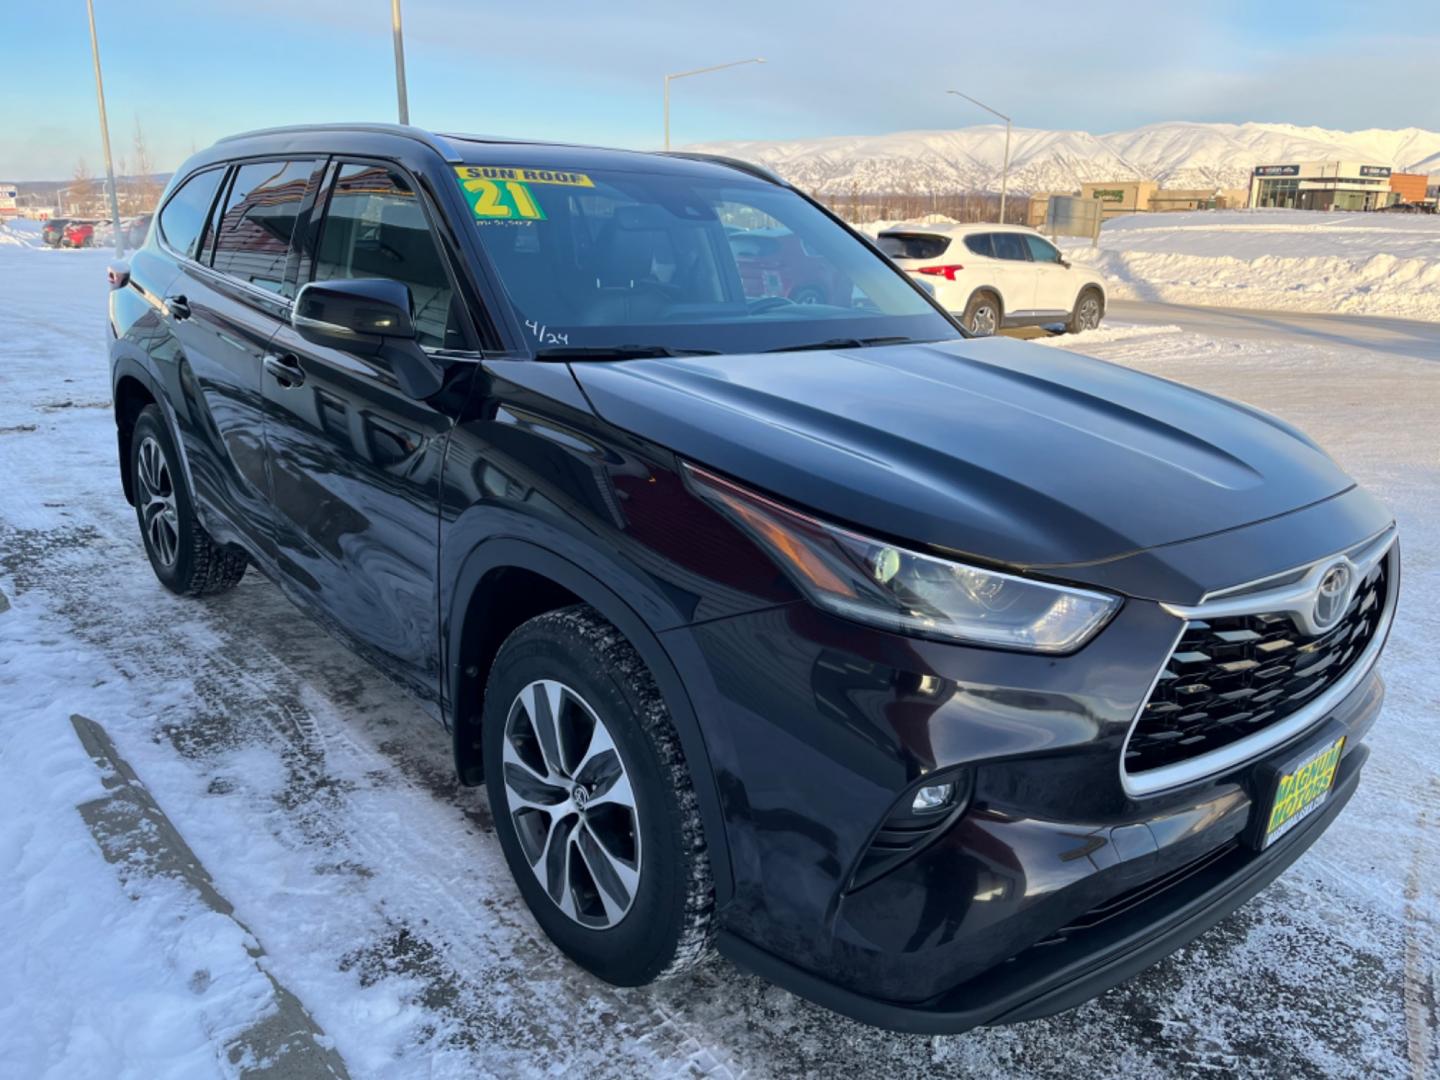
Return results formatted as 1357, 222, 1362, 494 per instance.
1389, 172, 1428, 205
1080, 180, 1157, 218
1248, 161, 1397, 211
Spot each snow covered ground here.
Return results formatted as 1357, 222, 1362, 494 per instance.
1, 227, 1437, 1079
1063, 210, 1440, 322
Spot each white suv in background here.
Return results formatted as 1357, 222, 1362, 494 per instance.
877, 224, 1106, 336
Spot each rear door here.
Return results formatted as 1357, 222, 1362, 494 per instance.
161, 158, 322, 559
1022, 234, 1073, 314
986, 230, 1038, 315
261, 159, 475, 701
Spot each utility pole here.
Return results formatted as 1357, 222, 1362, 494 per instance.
85, 0, 124, 257
947, 89, 1012, 225
391, 0, 410, 124
663, 58, 765, 151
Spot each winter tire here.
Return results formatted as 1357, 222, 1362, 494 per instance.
130, 405, 248, 596
483, 605, 714, 986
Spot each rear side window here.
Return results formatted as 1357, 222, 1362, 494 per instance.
876, 232, 951, 260
991, 232, 1030, 261
158, 168, 223, 258
963, 233, 995, 258
312, 163, 461, 350
210, 159, 318, 296
1023, 235, 1063, 264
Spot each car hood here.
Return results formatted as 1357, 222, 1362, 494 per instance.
571, 336, 1354, 570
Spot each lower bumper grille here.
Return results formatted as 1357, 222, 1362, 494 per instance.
1126, 555, 1390, 776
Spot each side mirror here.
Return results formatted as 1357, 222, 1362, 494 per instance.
293, 278, 417, 351
1058, 257, 1071, 269
292, 278, 443, 399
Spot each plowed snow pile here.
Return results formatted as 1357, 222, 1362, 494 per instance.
1063, 210, 1440, 321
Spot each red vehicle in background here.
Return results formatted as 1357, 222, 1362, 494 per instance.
728, 226, 853, 306
62, 221, 96, 248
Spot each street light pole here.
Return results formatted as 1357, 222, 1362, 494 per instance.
391, 0, 410, 124
663, 58, 765, 150
85, 0, 124, 257
947, 89, 1012, 225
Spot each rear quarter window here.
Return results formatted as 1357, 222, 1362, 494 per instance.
877, 233, 951, 260
963, 233, 995, 258
158, 168, 224, 258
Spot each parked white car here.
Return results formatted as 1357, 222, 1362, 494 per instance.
876, 223, 1106, 335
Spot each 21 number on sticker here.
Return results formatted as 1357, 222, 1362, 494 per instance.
463, 179, 545, 220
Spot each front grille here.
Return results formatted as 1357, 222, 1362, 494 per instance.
1126, 556, 1390, 775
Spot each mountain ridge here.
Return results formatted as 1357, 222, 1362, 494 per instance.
686, 121, 1440, 195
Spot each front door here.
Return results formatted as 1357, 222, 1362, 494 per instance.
262, 161, 475, 702
1023, 234, 1074, 313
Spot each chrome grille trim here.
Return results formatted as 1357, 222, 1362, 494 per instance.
1121, 530, 1399, 797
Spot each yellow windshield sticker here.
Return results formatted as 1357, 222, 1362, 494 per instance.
456, 175, 547, 220
454, 165, 593, 188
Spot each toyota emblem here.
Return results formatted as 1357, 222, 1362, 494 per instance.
1313, 562, 1353, 630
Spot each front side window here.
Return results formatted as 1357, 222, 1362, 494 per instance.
1023, 235, 1063, 264
454, 162, 957, 355
158, 168, 223, 258
210, 159, 318, 296
312, 164, 462, 350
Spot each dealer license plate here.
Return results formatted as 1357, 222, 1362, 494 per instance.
1262, 735, 1346, 849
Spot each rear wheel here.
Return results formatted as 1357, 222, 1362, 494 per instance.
483, 606, 714, 985
1068, 289, 1104, 334
963, 292, 1001, 336
130, 405, 247, 596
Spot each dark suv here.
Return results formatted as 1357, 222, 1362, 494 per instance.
108, 125, 1398, 1033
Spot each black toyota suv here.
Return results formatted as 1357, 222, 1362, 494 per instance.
107, 124, 1398, 1033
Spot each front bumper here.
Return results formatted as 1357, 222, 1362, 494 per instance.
717, 734, 1369, 1033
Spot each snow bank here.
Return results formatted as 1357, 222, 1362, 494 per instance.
1062, 210, 1440, 321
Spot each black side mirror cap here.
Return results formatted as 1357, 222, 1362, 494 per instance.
293, 278, 417, 350
293, 278, 443, 399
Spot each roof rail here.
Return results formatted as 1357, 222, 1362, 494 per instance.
659, 152, 789, 187
215, 123, 467, 163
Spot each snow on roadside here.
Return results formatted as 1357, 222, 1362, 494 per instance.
1061, 210, 1440, 322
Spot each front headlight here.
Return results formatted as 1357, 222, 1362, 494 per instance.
685, 463, 1121, 653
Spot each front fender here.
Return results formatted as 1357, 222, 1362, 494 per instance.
443, 532, 736, 907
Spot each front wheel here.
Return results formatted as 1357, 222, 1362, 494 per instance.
483, 606, 714, 986
1068, 289, 1104, 334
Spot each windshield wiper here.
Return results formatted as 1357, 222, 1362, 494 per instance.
533, 344, 720, 362
763, 335, 919, 353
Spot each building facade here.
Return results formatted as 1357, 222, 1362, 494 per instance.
1249, 162, 1396, 211
1388, 172, 1428, 205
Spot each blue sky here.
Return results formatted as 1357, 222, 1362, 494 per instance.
4, 0, 1438, 179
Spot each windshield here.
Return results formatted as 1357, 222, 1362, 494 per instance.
453, 163, 959, 355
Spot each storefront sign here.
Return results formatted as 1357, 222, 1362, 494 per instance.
1359, 165, 1391, 177
1253, 165, 1299, 177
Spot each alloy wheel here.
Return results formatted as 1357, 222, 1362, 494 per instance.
970, 303, 997, 335
1078, 295, 1101, 331
137, 435, 180, 567
502, 679, 642, 930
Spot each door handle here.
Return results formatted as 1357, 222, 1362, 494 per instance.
263, 353, 306, 388
164, 295, 191, 320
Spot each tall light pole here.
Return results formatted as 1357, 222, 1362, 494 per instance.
947, 89, 1012, 225
664, 58, 765, 151
391, 0, 410, 124
85, 0, 124, 257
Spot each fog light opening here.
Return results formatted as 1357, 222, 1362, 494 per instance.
911, 782, 956, 814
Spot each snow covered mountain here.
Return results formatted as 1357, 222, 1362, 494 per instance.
686, 121, 1440, 195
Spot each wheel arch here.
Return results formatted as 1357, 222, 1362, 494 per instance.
445, 537, 735, 905
965, 285, 1005, 317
